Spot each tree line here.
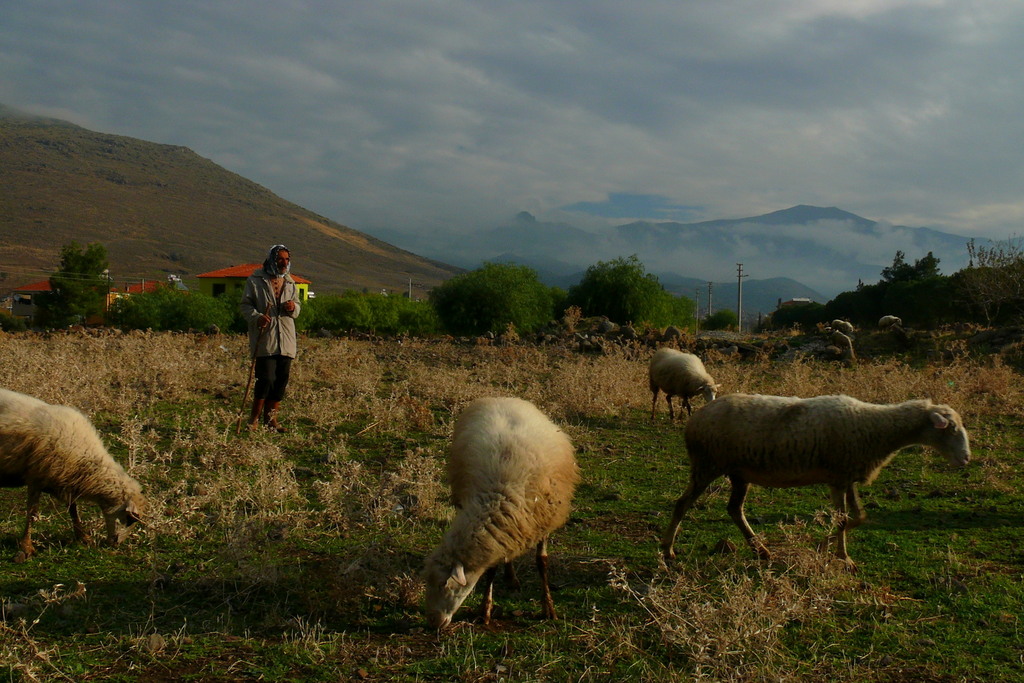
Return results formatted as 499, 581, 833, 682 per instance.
768, 240, 1024, 331
5, 240, 1024, 336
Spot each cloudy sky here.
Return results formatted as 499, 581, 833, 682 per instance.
3, 0, 1024, 253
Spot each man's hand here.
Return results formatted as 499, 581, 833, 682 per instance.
257, 314, 271, 329
282, 300, 296, 314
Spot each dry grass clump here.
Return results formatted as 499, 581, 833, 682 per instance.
614, 532, 859, 681
1, 582, 89, 682
313, 448, 446, 533
545, 347, 647, 420
0, 332, 241, 414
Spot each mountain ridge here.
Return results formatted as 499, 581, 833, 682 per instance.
0, 105, 462, 296
372, 203, 976, 302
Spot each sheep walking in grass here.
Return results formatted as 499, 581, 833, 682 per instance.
0, 388, 145, 562
424, 397, 579, 629
648, 348, 720, 421
661, 393, 970, 569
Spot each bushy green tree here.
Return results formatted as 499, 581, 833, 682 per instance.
430, 262, 557, 336
881, 250, 941, 283
35, 241, 110, 327
766, 301, 827, 331
299, 291, 440, 335
565, 255, 695, 328
824, 282, 886, 328
110, 288, 236, 331
824, 251, 950, 329
881, 277, 957, 328
703, 308, 738, 331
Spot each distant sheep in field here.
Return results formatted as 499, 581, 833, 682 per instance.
830, 319, 855, 335
0, 388, 145, 562
878, 315, 903, 330
648, 348, 720, 421
424, 397, 579, 628
661, 393, 970, 569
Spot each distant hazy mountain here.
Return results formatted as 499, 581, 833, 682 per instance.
372, 204, 977, 304
0, 104, 461, 295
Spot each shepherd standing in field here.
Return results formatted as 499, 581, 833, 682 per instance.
240, 244, 301, 432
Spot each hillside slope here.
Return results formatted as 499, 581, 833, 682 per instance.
0, 106, 461, 295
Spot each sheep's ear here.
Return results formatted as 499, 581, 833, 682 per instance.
445, 563, 468, 590
126, 500, 144, 526
930, 412, 950, 429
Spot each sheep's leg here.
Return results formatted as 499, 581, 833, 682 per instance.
836, 485, 866, 568
823, 485, 858, 570
650, 388, 660, 421
503, 561, 521, 590
661, 471, 715, 561
479, 565, 497, 624
727, 475, 771, 560
17, 487, 42, 561
682, 396, 693, 416
69, 501, 93, 546
665, 394, 676, 421
536, 538, 558, 620
844, 486, 867, 531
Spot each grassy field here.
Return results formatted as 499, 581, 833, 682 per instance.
0, 330, 1022, 681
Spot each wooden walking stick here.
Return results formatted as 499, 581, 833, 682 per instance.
236, 303, 272, 434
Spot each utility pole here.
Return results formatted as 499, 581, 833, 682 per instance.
736, 263, 748, 333
694, 287, 701, 332
707, 281, 713, 316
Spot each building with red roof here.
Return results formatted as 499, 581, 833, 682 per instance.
195, 265, 311, 301
11, 279, 53, 323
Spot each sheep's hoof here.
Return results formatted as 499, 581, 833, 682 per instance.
754, 545, 772, 561
837, 557, 858, 573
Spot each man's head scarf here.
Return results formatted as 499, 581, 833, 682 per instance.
263, 244, 291, 277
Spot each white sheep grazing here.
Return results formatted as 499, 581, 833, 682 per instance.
648, 348, 720, 421
0, 388, 145, 561
424, 397, 579, 629
661, 393, 970, 569
878, 315, 903, 330
831, 319, 855, 335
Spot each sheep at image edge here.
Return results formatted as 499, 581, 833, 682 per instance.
648, 347, 720, 421
661, 393, 970, 569
0, 388, 145, 562
424, 396, 580, 629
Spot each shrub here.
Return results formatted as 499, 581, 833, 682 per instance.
429, 262, 557, 336
0, 311, 28, 332
110, 288, 236, 331
299, 292, 440, 336
565, 255, 695, 329
703, 309, 738, 331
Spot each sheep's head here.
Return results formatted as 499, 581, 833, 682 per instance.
103, 492, 146, 545
701, 383, 721, 404
926, 405, 971, 467
423, 555, 483, 629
